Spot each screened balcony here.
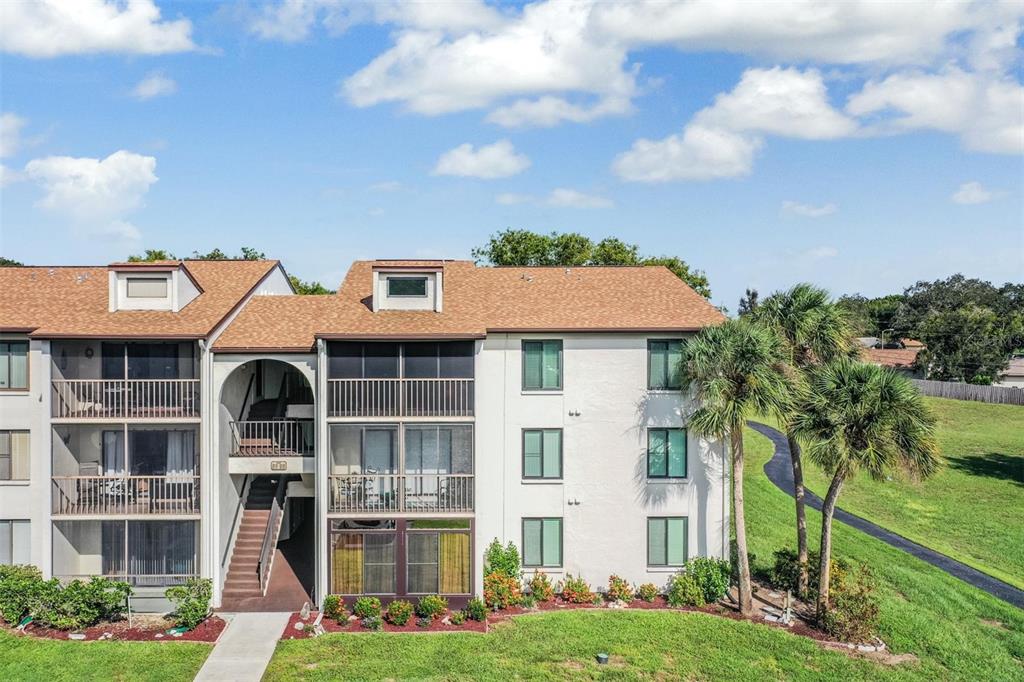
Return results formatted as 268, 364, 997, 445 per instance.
50, 340, 200, 420
52, 425, 199, 516
327, 341, 474, 418
327, 424, 474, 514
223, 358, 315, 457
52, 519, 198, 587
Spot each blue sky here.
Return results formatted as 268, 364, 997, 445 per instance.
1, 1, 1021, 311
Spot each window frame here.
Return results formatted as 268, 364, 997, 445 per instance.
386, 276, 429, 298
646, 428, 687, 479
521, 428, 563, 480
521, 340, 563, 391
125, 277, 169, 299
521, 517, 563, 568
0, 519, 30, 566
647, 339, 684, 391
646, 516, 688, 567
0, 340, 29, 391
0, 431, 30, 482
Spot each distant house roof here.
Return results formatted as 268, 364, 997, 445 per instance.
1004, 357, 1024, 378
213, 260, 725, 352
862, 346, 921, 369
0, 260, 281, 339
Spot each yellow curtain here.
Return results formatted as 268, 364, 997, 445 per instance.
439, 533, 470, 594
331, 534, 363, 594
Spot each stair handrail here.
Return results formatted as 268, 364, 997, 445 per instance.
221, 474, 251, 570
257, 477, 287, 595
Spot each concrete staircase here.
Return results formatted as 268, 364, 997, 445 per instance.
221, 477, 281, 609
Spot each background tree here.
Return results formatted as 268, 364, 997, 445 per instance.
679, 318, 790, 614
793, 360, 938, 616
754, 283, 854, 598
738, 289, 759, 317
289, 276, 331, 295
472, 229, 712, 298
836, 294, 904, 338
0, 257, 24, 267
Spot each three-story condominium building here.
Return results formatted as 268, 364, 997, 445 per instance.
0, 257, 727, 612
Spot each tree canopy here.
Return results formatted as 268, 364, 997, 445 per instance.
126, 247, 331, 295
471, 229, 712, 298
0, 257, 24, 267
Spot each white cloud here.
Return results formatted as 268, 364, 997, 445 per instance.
847, 67, 1024, 154
433, 140, 530, 179
546, 188, 613, 209
132, 72, 178, 100
0, 0, 195, 58
0, 113, 26, 158
782, 200, 838, 218
495, 192, 533, 205
951, 181, 1000, 205
613, 124, 762, 182
486, 95, 632, 128
24, 150, 157, 240
803, 246, 839, 260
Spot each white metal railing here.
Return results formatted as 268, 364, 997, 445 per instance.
328, 473, 474, 513
52, 475, 200, 515
55, 573, 194, 587
230, 420, 313, 456
327, 378, 474, 417
258, 477, 287, 595
51, 379, 200, 419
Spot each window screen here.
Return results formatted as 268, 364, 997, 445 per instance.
522, 518, 562, 567
522, 340, 562, 390
0, 520, 30, 565
648, 340, 683, 390
126, 277, 169, 298
0, 341, 28, 390
523, 429, 562, 479
647, 517, 687, 566
647, 429, 687, 478
0, 431, 30, 481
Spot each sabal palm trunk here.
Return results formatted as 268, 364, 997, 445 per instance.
786, 430, 809, 597
731, 426, 753, 615
817, 471, 846, 617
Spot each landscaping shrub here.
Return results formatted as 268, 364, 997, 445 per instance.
450, 610, 466, 625
0, 564, 44, 624
686, 557, 731, 604
666, 572, 705, 607
606, 575, 633, 603
520, 593, 537, 609
385, 600, 413, 626
636, 583, 659, 603
322, 594, 345, 621
821, 563, 880, 643
415, 616, 432, 628
360, 615, 382, 630
353, 596, 382, 619
465, 597, 487, 621
483, 571, 522, 610
415, 594, 448, 620
559, 574, 594, 604
165, 578, 211, 630
33, 577, 131, 631
483, 539, 521, 579
769, 548, 821, 598
526, 571, 555, 602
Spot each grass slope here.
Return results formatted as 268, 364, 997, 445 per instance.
798, 398, 1024, 589
0, 630, 211, 682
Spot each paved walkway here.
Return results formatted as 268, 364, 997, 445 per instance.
749, 420, 1024, 610
195, 612, 291, 682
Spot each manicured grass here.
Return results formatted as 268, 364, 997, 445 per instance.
798, 397, 1024, 589
0, 629, 212, 682
744, 422, 1024, 681
266, 609, 915, 681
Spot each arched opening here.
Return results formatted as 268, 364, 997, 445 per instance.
218, 359, 315, 611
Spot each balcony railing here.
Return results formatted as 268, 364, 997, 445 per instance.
230, 420, 313, 456
52, 475, 200, 515
51, 379, 200, 419
328, 473, 474, 514
328, 378, 474, 418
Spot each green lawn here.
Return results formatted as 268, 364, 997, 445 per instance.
798, 397, 1024, 589
0, 629, 212, 682
266, 420, 1024, 681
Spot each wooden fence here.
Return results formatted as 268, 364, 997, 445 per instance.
911, 379, 1024, 406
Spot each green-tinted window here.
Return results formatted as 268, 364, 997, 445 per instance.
647, 428, 687, 478
523, 429, 562, 479
522, 340, 562, 390
647, 517, 687, 566
0, 342, 28, 390
522, 518, 562, 567
648, 340, 683, 390
387, 276, 427, 297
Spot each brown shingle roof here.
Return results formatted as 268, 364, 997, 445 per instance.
0, 260, 280, 339
213, 260, 725, 351
862, 346, 921, 369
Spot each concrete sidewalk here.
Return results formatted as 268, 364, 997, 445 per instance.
195, 612, 291, 682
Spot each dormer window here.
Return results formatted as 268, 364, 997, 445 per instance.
126, 277, 169, 299
387, 276, 427, 298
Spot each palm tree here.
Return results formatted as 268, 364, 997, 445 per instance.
754, 284, 854, 596
680, 318, 790, 614
792, 360, 938, 615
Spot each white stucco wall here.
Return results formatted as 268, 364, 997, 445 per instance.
473, 333, 728, 595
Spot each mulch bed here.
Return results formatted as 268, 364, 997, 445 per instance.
281, 611, 487, 639
7, 615, 226, 643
